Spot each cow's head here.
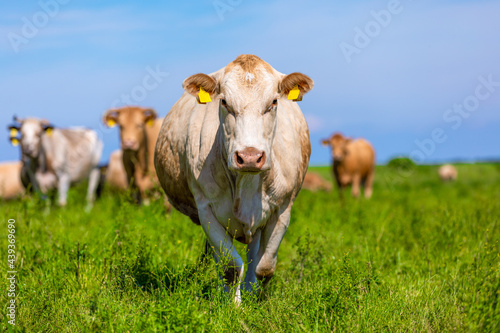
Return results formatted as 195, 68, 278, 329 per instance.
322, 133, 351, 162
103, 107, 157, 152
183, 54, 313, 174
8, 117, 54, 158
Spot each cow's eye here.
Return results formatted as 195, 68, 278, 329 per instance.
221, 99, 235, 115
265, 99, 278, 114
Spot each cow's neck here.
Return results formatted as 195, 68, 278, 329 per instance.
22, 143, 49, 193
29, 143, 49, 173
132, 129, 149, 177
217, 132, 271, 234
333, 160, 341, 174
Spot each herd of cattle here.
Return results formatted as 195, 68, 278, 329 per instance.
0, 55, 458, 302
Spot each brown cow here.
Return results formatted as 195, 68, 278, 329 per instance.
0, 161, 25, 200
302, 172, 332, 192
322, 133, 375, 198
155, 54, 313, 303
103, 106, 163, 204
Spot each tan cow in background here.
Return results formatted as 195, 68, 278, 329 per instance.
0, 161, 25, 200
104, 149, 128, 190
302, 172, 332, 192
438, 164, 458, 182
322, 133, 375, 198
103, 106, 163, 204
155, 54, 313, 303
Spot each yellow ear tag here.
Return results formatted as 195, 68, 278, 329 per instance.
11, 138, 19, 146
45, 128, 53, 136
198, 87, 211, 104
107, 119, 116, 127
288, 85, 300, 100
10, 128, 18, 137
146, 119, 154, 127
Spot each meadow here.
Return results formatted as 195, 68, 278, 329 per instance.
1, 163, 499, 332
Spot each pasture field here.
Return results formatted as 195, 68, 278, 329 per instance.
1, 163, 499, 332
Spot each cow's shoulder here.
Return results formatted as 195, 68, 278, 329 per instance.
263, 100, 311, 203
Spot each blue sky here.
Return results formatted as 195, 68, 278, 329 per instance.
1, 0, 499, 165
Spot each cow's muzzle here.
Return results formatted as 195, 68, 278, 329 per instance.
22, 145, 37, 158
122, 139, 139, 151
333, 154, 345, 162
233, 147, 267, 173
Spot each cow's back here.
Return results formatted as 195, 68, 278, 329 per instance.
438, 164, 457, 181
344, 139, 375, 176
0, 161, 24, 200
43, 128, 103, 182
106, 150, 128, 189
302, 172, 332, 192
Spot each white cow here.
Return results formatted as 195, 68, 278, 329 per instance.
438, 164, 458, 182
9, 117, 103, 208
155, 54, 313, 303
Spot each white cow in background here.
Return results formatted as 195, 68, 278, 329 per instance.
9, 117, 103, 208
438, 164, 458, 182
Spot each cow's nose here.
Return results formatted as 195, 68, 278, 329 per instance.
122, 139, 138, 150
23, 145, 33, 154
234, 148, 266, 172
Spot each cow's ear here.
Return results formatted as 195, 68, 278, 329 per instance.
321, 139, 330, 147
9, 136, 20, 146
280, 73, 314, 102
43, 124, 55, 136
143, 108, 157, 126
103, 110, 119, 128
182, 73, 218, 104
8, 126, 20, 138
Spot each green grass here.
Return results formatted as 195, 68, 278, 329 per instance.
1, 164, 499, 332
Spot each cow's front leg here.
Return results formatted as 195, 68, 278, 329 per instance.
352, 173, 361, 198
57, 173, 70, 206
244, 228, 261, 292
246, 207, 291, 294
85, 167, 100, 211
198, 204, 244, 304
364, 170, 375, 199
137, 175, 154, 206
